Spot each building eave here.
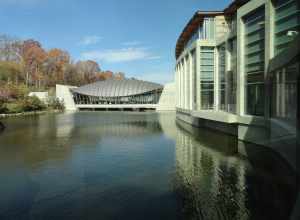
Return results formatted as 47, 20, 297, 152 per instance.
175, 11, 224, 59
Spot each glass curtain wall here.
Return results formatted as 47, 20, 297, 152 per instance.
228, 38, 237, 113
274, 0, 300, 55
271, 61, 298, 129
244, 6, 265, 116
191, 50, 197, 107
73, 90, 162, 105
200, 46, 215, 110
200, 18, 215, 40
186, 55, 190, 109
218, 44, 226, 111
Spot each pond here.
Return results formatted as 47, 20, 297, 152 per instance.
0, 112, 298, 220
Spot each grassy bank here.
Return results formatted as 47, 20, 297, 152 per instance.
0, 84, 64, 116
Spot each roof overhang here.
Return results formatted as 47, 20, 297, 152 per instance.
175, 0, 251, 59
175, 11, 223, 59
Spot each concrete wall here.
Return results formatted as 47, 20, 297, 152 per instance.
56, 84, 78, 111
157, 82, 176, 111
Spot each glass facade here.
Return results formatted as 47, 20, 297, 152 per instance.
73, 90, 162, 105
200, 46, 215, 110
244, 6, 265, 116
271, 61, 298, 129
274, 0, 300, 55
200, 18, 215, 40
182, 60, 185, 108
228, 38, 237, 114
218, 44, 226, 111
191, 50, 197, 106
186, 55, 190, 109
184, 17, 216, 51
186, 31, 199, 49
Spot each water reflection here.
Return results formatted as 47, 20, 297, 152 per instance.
0, 112, 297, 220
174, 119, 298, 220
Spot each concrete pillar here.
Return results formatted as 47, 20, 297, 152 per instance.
215, 47, 219, 111
181, 61, 184, 109
225, 41, 231, 112
237, 12, 245, 116
184, 56, 187, 110
265, 0, 274, 119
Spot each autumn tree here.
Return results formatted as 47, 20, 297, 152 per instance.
21, 39, 47, 88
0, 61, 23, 85
76, 60, 101, 83
0, 34, 127, 90
0, 35, 23, 62
114, 72, 125, 80
64, 63, 82, 86
43, 48, 70, 86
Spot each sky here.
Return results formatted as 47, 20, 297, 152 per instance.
0, 0, 231, 84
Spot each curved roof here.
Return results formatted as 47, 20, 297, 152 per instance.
72, 79, 163, 97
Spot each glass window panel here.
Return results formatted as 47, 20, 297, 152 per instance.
200, 59, 214, 65
201, 52, 214, 59
245, 31, 265, 45
243, 6, 265, 116
201, 65, 214, 71
201, 91, 214, 110
218, 44, 226, 111
246, 83, 265, 116
200, 46, 215, 110
274, 0, 300, 54
201, 83, 214, 90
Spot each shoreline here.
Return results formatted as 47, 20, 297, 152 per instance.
0, 109, 62, 119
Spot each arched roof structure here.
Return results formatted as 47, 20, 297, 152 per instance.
72, 79, 163, 97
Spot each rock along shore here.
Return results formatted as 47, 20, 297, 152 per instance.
0, 110, 62, 119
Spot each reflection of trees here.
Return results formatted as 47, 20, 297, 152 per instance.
69, 112, 162, 140
0, 112, 163, 168
174, 120, 298, 220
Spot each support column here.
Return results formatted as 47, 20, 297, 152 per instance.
215, 47, 219, 111
237, 13, 245, 116
184, 56, 187, 110
181, 61, 184, 109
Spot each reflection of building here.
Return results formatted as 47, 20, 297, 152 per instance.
174, 121, 298, 220
174, 123, 248, 219
174, 0, 299, 151
56, 79, 176, 111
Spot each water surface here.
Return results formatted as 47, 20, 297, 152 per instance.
0, 112, 297, 220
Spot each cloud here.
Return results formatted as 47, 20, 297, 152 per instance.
122, 41, 141, 46
81, 47, 160, 63
79, 36, 102, 46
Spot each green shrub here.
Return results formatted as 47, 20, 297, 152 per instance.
0, 102, 8, 114
48, 98, 65, 110
21, 96, 46, 112
6, 102, 24, 113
